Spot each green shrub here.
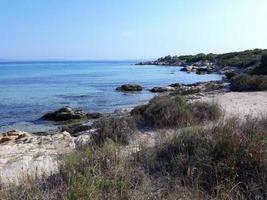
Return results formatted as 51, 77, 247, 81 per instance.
224, 71, 237, 79
131, 95, 221, 128
251, 54, 267, 75
135, 117, 267, 199
94, 116, 136, 145
188, 101, 221, 123
138, 95, 191, 128
230, 74, 267, 91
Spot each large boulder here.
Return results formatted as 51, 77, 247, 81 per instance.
116, 84, 143, 92
42, 107, 87, 121
150, 86, 175, 93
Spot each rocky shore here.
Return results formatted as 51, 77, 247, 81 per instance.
137, 58, 243, 75
1, 74, 266, 186
136, 49, 267, 75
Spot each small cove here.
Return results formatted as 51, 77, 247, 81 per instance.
0, 61, 222, 132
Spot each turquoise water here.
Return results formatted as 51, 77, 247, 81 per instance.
0, 61, 222, 132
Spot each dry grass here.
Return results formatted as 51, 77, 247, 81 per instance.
0, 142, 150, 200
135, 117, 267, 199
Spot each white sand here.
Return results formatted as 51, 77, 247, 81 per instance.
200, 91, 267, 119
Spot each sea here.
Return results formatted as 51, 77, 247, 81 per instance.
0, 61, 222, 133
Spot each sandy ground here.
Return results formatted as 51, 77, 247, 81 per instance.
199, 91, 267, 119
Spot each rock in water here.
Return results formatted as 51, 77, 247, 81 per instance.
116, 84, 143, 92
42, 106, 87, 121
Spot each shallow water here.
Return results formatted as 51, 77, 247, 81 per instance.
0, 61, 222, 132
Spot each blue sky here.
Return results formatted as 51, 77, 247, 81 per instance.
1, 0, 267, 60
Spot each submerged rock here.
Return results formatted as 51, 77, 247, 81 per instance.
116, 84, 143, 92
42, 106, 87, 121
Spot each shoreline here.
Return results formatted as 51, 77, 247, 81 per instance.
1, 88, 267, 184
0, 58, 266, 185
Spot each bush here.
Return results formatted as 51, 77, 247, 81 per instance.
251, 54, 267, 75
188, 101, 221, 123
131, 95, 221, 128
224, 71, 237, 80
93, 116, 136, 145
231, 74, 267, 91
135, 117, 267, 199
137, 95, 191, 128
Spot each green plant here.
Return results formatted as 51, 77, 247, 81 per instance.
224, 71, 237, 79
230, 74, 267, 91
131, 95, 221, 128
188, 101, 221, 122
251, 54, 267, 75
94, 116, 136, 145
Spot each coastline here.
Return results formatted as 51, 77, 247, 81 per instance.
0, 57, 266, 192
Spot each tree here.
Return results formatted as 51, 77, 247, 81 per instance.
252, 54, 267, 75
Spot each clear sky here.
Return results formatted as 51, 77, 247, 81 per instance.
1, 0, 267, 60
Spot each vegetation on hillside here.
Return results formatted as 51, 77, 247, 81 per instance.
152, 49, 267, 72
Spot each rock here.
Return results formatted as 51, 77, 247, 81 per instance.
114, 108, 133, 115
175, 86, 202, 95
0, 137, 12, 143
169, 83, 182, 88
169, 80, 229, 96
197, 66, 208, 71
180, 66, 193, 72
0, 130, 32, 144
0, 130, 76, 184
42, 106, 87, 121
116, 84, 143, 92
86, 112, 103, 119
62, 123, 93, 137
74, 135, 92, 149
150, 86, 175, 93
